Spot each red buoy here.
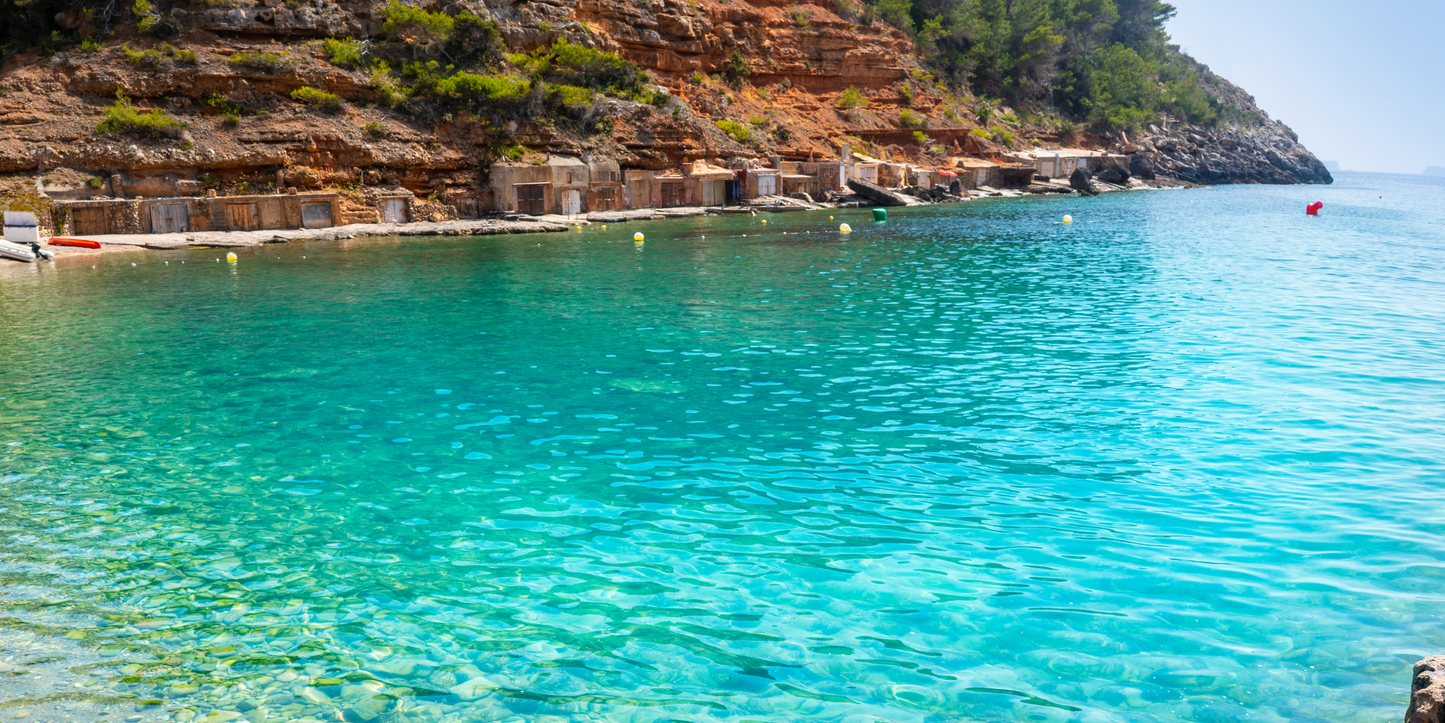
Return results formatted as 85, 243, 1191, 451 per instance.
1306, 202, 1323, 216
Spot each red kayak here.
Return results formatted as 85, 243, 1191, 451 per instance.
49, 238, 102, 249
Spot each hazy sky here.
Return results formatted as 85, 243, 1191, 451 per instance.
1166, 0, 1444, 174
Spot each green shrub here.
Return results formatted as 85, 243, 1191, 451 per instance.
506, 51, 546, 76
538, 39, 647, 97
369, 62, 409, 108
435, 71, 530, 102
405, 64, 533, 115
791, 6, 811, 28
899, 84, 914, 106
381, 1, 501, 67
363, 121, 386, 136
691, 71, 706, 85
81, 39, 102, 53
832, 0, 860, 21
716, 120, 751, 143
911, 130, 929, 145
899, 108, 926, 129
991, 128, 1016, 148
836, 86, 866, 110
291, 86, 345, 112
548, 84, 594, 108
133, 0, 161, 35
381, 0, 454, 47
497, 141, 526, 160
229, 50, 292, 72
123, 43, 197, 69
322, 37, 364, 69
969, 127, 990, 138
723, 50, 749, 87
448, 12, 504, 67
87, 177, 105, 190
96, 94, 187, 138
749, 115, 767, 126
221, 109, 241, 126
201, 92, 241, 114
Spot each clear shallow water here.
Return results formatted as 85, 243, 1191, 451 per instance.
0, 172, 1442, 723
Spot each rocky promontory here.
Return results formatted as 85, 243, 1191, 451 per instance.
1124, 67, 1331, 185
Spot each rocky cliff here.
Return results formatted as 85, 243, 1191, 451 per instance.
0, 0, 1329, 206
1123, 61, 1332, 185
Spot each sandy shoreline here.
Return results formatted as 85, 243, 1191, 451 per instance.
3, 183, 1183, 268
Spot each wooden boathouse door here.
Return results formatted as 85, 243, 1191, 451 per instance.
300, 202, 333, 229
149, 203, 189, 234
72, 207, 107, 235
381, 199, 408, 224
561, 189, 581, 216
515, 185, 546, 216
225, 203, 260, 231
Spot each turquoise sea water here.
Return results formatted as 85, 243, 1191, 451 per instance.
0, 172, 1442, 723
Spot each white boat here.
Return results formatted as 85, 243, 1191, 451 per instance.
0, 240, 37, 262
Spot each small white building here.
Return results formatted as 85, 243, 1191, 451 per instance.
849, 152, 883, 184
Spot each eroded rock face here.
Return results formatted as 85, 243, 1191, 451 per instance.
1135, 121, 1331, 185
1119, 64, 1331, 186
1407, 657, 1445, 723
0, 0, 1331, 202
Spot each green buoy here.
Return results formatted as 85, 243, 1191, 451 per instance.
872, 208, 888, 222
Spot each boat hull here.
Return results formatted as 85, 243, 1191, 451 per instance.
49, 238, 103, 249
0, 241, 36, 262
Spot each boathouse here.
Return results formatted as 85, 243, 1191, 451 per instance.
59, 192, 341, 235
489, 162, 554, 216
742, 167, 781, 199
586, 156, 625, 212
549, 156, 590, 216
623, 170, 656, 209
689, 162, 734, 207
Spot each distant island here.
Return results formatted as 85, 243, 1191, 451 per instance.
1324, 161, 1341, 172
1426, 167, 1445, 177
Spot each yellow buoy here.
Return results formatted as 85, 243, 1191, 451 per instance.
829, 215, 834, 220
226, 252, 238, 263
575, 226, 582, 231
839, 223, 852, 234
1062, 215, 1073, 224
760, 219, 767, 225
633, 232, 644, 242
602, 225, 607, 230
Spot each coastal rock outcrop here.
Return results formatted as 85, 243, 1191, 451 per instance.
1118, 64, 1331, 186
1133, 122, 1331, 185
847, 178, 909, 206
1069, 167, 1097, 195
1408, 656, 1445, 723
